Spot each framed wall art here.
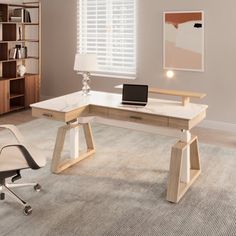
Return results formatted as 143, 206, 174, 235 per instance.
164, 11, 204, 72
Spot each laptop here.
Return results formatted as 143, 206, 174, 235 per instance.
122, 84, 148, 106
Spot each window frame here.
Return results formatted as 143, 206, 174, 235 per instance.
77, 0, 137, 79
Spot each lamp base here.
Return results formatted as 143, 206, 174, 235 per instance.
82, 72, 91, 96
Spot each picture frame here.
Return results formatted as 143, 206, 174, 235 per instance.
163, 11, 204, 72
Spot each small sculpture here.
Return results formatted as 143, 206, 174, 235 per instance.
17, 65, 26, 77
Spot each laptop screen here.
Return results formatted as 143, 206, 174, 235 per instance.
122, 84, 148, 105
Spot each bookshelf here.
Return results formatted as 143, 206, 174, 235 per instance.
0, 1, 41, 115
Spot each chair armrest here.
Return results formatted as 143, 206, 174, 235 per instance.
0, 125, 25, 144
0, 144, 40, 170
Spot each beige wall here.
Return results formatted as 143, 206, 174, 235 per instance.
41, 0, 236, 124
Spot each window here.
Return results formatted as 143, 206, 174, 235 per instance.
77, 0, 136, 78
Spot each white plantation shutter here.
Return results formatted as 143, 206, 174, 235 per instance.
77, 0, 136, 78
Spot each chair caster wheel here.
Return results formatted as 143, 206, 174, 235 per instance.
24, 205, 32, 216
0, 193, 5, 200
34, 184, 41, 192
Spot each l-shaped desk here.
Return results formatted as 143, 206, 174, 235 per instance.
31, 91, 208, 203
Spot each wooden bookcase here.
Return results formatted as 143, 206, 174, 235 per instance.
0, 1, 41, 115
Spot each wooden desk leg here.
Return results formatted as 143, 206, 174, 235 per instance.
182, 96, 190, 106
51, 122, 95, 174
180, 130, 191, 183
83, 123, 95, 150
70, 120, 79, 159
166, 136, 201, 203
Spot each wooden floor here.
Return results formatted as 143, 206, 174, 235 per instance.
0, 109, 236, 149
0, 109, 36, 125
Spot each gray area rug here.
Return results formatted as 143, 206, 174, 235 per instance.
0, 118, 236, 236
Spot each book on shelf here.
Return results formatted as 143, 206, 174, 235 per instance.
9, 48, 17, 59
9, 45, 27, 59
13, 8, 31, 23
17, 26, 22, 40
20, 46, 27, 58
10, 16, 22, 22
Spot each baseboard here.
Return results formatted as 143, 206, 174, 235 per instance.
199, 120, 236, 133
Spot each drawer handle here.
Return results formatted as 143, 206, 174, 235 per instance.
129, 116, 142, 120
43, 113, 53, 118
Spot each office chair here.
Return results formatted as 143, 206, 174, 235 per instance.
0, 125, 46, 215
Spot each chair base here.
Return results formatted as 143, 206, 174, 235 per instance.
0, 182, 41, 215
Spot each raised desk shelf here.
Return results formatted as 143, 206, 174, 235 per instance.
149, 88, 206, 106
115, 85, 206, 106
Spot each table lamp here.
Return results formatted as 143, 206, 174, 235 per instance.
74, 54, 98, 95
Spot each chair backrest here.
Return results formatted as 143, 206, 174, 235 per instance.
0, 125, 46, 172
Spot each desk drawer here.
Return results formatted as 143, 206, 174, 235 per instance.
32, 108, 65, 121
108, 108, 169, 126
89, 105, 108, 117
169, 117, 189, 130
65, 106, 89, 122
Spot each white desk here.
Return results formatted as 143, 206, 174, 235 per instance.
31, 91, 208, 203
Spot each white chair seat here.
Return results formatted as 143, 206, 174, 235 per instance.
0, 145, 46, 172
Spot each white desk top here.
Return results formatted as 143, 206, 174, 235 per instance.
31, 91, 208, 120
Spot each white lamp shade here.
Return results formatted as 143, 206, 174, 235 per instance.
74, 54, 98, 72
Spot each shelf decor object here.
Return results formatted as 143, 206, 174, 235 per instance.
0, 1, 41, 115
17, 64, 26, 76
164, 11, 204, 72
74, 54, 98, 96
